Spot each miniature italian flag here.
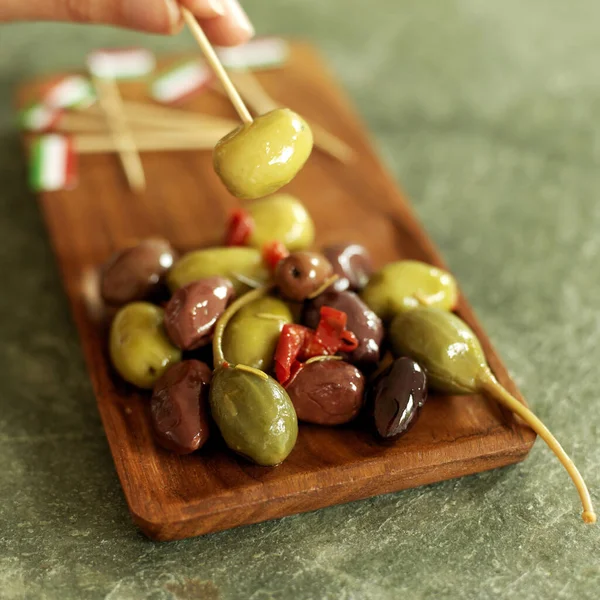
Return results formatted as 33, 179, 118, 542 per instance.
43, 75, 96, 109
87, 48, 156, 79
216, 37, 289, 71
29, 135, 77, 192
19, 103, 62, 132
150, 60, 213, 104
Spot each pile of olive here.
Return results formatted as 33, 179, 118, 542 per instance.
99, 195, 595, 523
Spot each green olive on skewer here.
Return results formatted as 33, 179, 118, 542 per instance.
213, 108, 313, 201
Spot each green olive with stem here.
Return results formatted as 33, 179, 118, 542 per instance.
222, 296, 293, 372
390, 306, 596, 525
210, 286, 298, 466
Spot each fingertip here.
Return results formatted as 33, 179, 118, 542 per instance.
200, 15, 254, 48
181, 0, 227, 18
200, 0, 254, 46
120, 0, 181, 35
139, 0, 254, 42
164, 0, 183, 33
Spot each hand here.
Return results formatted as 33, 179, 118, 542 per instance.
0, 0, 254, 46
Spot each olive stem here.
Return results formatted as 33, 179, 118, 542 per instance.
213, 285, 273, 367
305, 355, 343, 365
479, 372, 596, 524
230, 272, 263, 289
413, 292, 434, 307
369, 351, 395, 383
307, 274, 340, 300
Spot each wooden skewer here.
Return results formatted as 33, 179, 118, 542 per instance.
58, 109, 237, 134
118, 101, 237, 130
73, 130, 226, 154
181, 8, 253, 125
58, 111, 126, 133
227, 70, 356, 164
93, 76, 146, 192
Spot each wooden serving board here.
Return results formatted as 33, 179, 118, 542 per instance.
16, 42, 535, 541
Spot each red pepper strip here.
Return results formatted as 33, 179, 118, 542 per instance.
262, 240, 290, 272
274, 309, 359, 385
315, 306, 360, 353
297, 328, 329, 361
313, 306, 346, 353
339, 330, 359, 352
299, 307, 359, 358
274, 324, 308, 385
225, 208, 254, 246
286, 360, 304, 386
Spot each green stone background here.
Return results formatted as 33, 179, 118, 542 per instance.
1, 1, 599, 598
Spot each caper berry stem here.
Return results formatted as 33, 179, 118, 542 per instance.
479, 371, 596, 524
213, 285, 274, 367
235, 364, 269, 380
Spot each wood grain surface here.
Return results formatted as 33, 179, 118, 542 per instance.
16, 42, 536, 541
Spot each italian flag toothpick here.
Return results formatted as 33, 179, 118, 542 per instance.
216, 37, 290, 71
150, 60, 213, 104
44, 75, 96, 109
87, 48, 156, 79
29, 135, 77, 192
19, 103, 62, 132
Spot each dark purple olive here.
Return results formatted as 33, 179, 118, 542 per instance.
303, 290, 383, 366
100, 238, 177, 306
164, 277, 234, 350
286, 360, 365, 425
369, 357, 427, 440
274, 251, 333, 302
322, 243, 373, 292
150, 360, 212, 454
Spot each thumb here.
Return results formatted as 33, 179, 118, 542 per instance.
0, 0, 185, 34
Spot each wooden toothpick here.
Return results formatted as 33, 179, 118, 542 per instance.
181, 8, 253, 125
73, 129, 229, 154
93, 76, 146, 192
120, 101, 238, 131
66, 106, 238, 134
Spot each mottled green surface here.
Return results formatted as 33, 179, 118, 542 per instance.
1, 1, 599, 598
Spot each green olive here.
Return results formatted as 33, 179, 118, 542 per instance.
246, 194, 314, 251
389, 307, 484, 394
167, 247, 268, 296
213, 108, 313, 200
360, 260, 458, 321
222, 296, 293, 372
209, 366, 298, 466
109, 302, 181, 389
